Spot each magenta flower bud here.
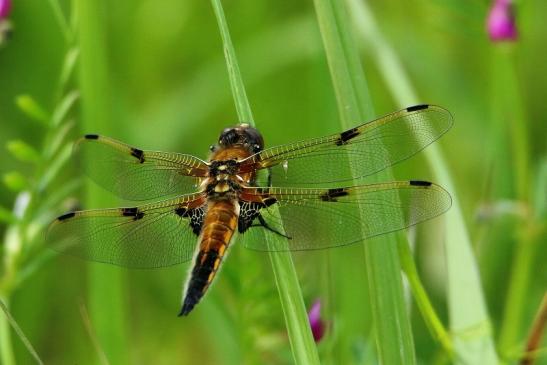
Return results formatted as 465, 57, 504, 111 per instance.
308, 299, 325, 342
487, 0, 518, 42
0, 0, 11, 19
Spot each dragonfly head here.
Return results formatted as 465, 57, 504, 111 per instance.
217, 124, 264, 154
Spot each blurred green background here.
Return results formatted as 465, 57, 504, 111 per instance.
0, 0, 546, 364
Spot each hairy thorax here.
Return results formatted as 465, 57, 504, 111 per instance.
202, 146, 256, 201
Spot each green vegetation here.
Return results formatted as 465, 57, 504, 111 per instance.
0, 0, 545, 364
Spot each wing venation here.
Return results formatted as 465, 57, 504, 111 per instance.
239, 181, 451, 251
46, 193, 206, 268
75, 135, 209, 200
239, 105, 453, 186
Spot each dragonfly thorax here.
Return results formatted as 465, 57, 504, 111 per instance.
205, 160, 243, 198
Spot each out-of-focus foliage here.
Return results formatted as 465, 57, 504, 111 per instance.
0, 0, 545, 364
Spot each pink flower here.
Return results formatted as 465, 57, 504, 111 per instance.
0, 0, 11, 19
486, 0, 518, 42
308, 299, 325, 342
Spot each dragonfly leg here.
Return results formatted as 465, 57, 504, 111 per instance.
251, 215, 292, 239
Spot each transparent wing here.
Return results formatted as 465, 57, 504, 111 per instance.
76, 135, 209, 201
46, 193, 207, 268
239, 105, 452, 186
239, 181, 451, 251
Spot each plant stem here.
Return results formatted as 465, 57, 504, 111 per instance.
520, 293, 547, 365
210, 1, 320, 364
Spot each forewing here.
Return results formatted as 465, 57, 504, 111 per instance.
46, 193, 207, 268
239, 105, 452, 186
239, 181, 451, 251
76, 135, 209, 201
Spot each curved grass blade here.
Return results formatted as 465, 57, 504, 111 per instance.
313, 0, 416, 363
347, 0, 499, 363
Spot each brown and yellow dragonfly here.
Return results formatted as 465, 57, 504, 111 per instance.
47, 104, 453, 316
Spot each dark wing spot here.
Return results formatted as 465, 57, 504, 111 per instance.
409, 180, 432, 187
320, 188, 349, 202
175, 207, 187, 217
57, 212, 76, 221
130, 148, 145, 163
336, 128, 360, 146
84, 134, 99, 140
406, 104, 429, 112
263, 197, 277, 207
121, 207, 144, 220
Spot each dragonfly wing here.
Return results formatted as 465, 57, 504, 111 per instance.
239, 181, 451, 251
46, 193, 207, 268
76, 135, 209, 201
239, 105, 452, 186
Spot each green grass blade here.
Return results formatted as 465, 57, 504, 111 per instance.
76, 0, 129, 363
491, 46, 537, 360
0, 296, 15, 365
210, 1, 320, 364
313, 0, 416, 363
348, 0, 499, 363
210, 1, 253, 124
0, 298, 43, 365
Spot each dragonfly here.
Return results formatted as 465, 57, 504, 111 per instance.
47, 104, 453, 316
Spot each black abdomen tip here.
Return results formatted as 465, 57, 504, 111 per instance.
406, 104, 429, 112
409, 180, 432, 187
179, 294, 199, 316
84, 134, 99, 140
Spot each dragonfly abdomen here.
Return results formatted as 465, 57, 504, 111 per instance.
179, 199, 239, 316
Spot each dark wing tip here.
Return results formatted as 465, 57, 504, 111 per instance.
409, 180, 432, 187
406, 104, 429, 112
57, 212, 76, 221
84, 134, 100, 140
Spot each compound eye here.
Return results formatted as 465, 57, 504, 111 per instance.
209, 145, 216, 152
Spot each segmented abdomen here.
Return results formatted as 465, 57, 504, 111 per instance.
179, 199, 238, 316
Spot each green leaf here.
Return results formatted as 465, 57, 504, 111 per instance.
44, 120, 75, 159
15, 95, 49, 125
6, 140, 41, 164
46, 0, 71, 43
59, 48, 79, 89
38, 143, 73, 191
211, 1, 321, 364
51, 90, 79, 127
2, 171, 28, 192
